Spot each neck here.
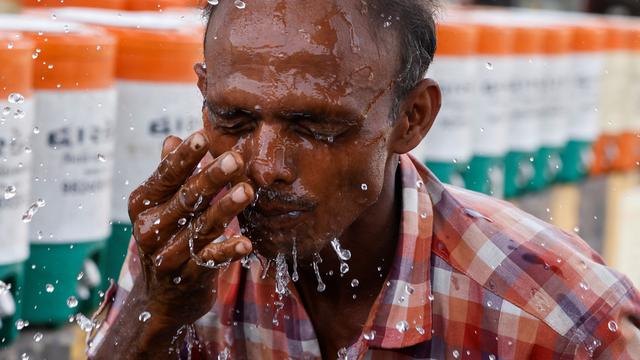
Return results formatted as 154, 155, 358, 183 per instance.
294, 154, 401, 319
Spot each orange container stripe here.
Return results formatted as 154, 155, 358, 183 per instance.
512, 26, 544, 55
570, 24, 606, 53
0, 32, 34, 98
106, 26, 202, 83
21, 0, 126, 9
24, 28, 116, 90
436, 22, 478, 56
541, 26, 571, 55
475, 24, 514, 55
126, 0, 201, 11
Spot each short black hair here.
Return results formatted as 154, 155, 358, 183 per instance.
203, 0, 439, 120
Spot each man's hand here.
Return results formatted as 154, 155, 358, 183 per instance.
128, 131, 254, 326
91, 131, 254, 359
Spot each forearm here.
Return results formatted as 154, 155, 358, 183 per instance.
90, 284, 185, 360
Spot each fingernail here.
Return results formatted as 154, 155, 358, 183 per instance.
235, 241, 249, 254
220, 154, 238, 174
191, 133, 206, 150
231, 186, 248, 203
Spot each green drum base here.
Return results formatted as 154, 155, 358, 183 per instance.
101, 222, 132, 290
559, 140, 593, 183
425, 161, 466, 188
504, 151, 536, 199
463, 156, 504, 198
530, 147, 563, 192
22, 241, 105, 326
0, 263, 24, 347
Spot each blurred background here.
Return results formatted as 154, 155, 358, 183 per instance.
0, 0, 638, 358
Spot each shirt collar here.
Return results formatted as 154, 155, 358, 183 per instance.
355, 154, 437, 352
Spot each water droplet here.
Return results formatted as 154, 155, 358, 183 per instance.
143, 199, 151, 206
153, 218, 161, 225
395, 320, 409, 333
233, 0, 245, 9
405, 284, 415, 295
32, 51, 39, 59
383, 21, 392, 28
66, 296, 78, 308
337, 347, 348, 360
76, 272, 84, 280
178, 218, 187, 226
420, 212, 427, 219
20, 353, 29, 360
312, 253, 326, 292
416, 180, 424, 189
173, 276, 182, 284
33, 332, 43, 342
33, 127, 40, 134
608, 320, 618, 332
274, 253, 291, 298
452, 349, 460, 359
487, 300, 493, 308
75, 313, 94, 332
361, 183, 368, 191
36, 198, 45, 207
24, 146, 31, 153
579, 282, 589, 290
22, 199, 45, 223
4, 185, 16, 200
340, 262, 349, 274
351, 279, 359, 287
15, 319, 27, 330
45, 284, 54, 293
97, 154, 106, 162
573, 226, 580, 233
489, 355, 496, 360
7, 41, 14, 49
291, 240, 299, 282
207, 0, 219, 4
8, 93, 24, 104
155, 255, 163, 267
138, 311, 151, 322
486, 62, 494, 70
13, 109, 25, 119
364, 330, 376, 340
2, 106, 10, 115
428, 293, 435, 301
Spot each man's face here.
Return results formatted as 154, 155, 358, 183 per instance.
199, 0, 398, 260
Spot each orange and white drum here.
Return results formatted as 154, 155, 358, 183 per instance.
21, 0, 126, 10
0, 32, 34, 268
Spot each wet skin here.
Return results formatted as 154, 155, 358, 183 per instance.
92, 0, 440, 359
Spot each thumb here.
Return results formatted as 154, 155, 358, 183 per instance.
161, 135, 183, 160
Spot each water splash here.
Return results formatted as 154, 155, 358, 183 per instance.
21, 199, 45, 223
331, 238, 351, 274
291, 240, 299, 282
274, 253, 290, 298
4, 185, 16, 200
312, 253, 326, 292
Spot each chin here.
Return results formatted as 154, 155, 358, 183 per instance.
244, 225, 330, 261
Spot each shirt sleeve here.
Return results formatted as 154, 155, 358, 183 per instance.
585, 286, 640, 359
86, 237, 142, 358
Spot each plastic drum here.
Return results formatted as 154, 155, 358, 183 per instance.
0, 15, 117, 325
412, 21, 477, 188
0, 31, 34, 346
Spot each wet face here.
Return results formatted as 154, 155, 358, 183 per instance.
198, 0, 400, 260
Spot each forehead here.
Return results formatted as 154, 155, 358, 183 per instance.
204, 0, 396, 109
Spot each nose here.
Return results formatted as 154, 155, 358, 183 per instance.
246, 123, 295, 188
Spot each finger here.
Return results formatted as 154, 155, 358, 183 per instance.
128, 131, 208, 219
154, 183, 254, 272
161, 135, 183, 160
180, 235, 252, 278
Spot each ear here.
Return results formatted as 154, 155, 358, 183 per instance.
194, 62, 207, 97
389, 78, 441, 154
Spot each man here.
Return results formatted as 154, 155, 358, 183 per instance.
88, 0, 640, 359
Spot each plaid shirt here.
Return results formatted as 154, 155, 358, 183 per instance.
89, 154, 640, 359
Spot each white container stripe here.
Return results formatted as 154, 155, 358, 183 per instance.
599, 51, 632, 134
539, 55, 572, 147
414, 57, 477, 163
29, 89, 117, 243
507, 56, 545, 152
473, 57, 512, 156
568, 53, 604, 141
110, 81, 202, 223
0, 99, 34, 264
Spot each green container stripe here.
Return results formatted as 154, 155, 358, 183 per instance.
559, 140, 593, 183
0, 263, 24, 347
22, 241, 105, 325
101, 222, 132, 288
530, 147, 563, 192
462, 156, 504, 197
425, 161, 467, 188
504, 151, 536, 199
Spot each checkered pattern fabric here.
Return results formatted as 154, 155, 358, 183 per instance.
88, 154, 640, 359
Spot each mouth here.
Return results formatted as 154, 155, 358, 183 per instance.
242, 189, 316, 231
